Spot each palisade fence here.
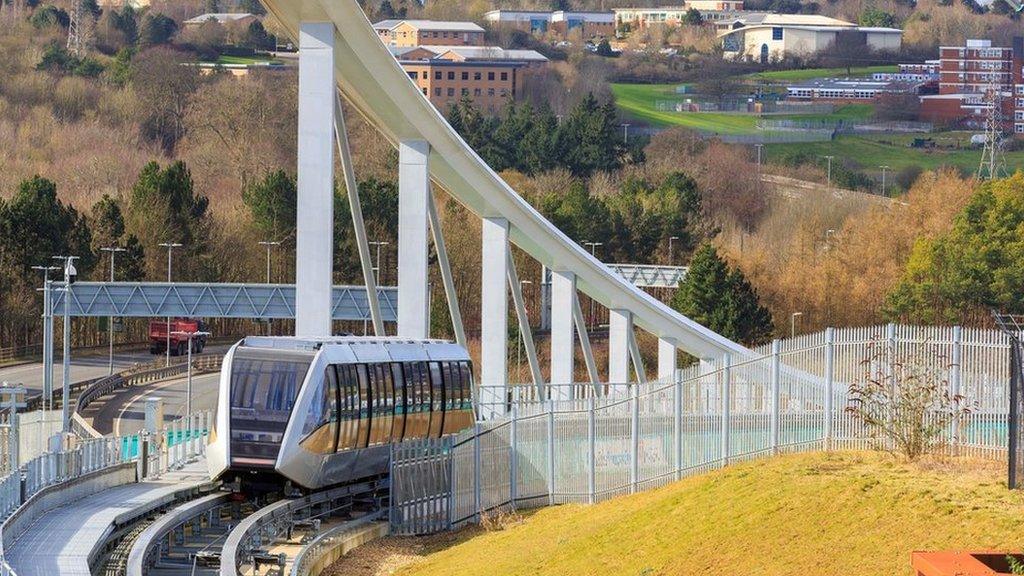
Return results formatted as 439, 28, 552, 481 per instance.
391, 324, 1011, 535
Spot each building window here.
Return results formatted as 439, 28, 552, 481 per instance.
447, 88, 455, 97
772, 27, 783, 40
500, 72, 508, 81
434, 87, 441, 96
488, 72, 495, 81
474, 88, 482, 96
462, 72, 469, 80
435, 71, 442, 80
488, 88, 495, 96
462, 88, 469, 96
422, 87, 427, 95
474, 72, 482, 80
408, 71, 418, 80
448, 71, 455, 80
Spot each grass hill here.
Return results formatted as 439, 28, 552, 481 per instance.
375, 452, 1024, 576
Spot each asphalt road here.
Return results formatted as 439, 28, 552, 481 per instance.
84, 372, 221, 437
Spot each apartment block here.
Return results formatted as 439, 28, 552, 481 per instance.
391, 45, 548, 113
483, 10, 615, 39
374, 20, 486, 47
613, 2, 745, 31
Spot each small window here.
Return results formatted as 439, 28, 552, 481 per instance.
462, 88, 469, 96
434, 71, 442, 80
474, 72, 482, 81
488, 88, 495, 96
462, 72, 469, 80
407, 71, 418, 80
500, 72, 508, 81
488, 72, 495, 81
422, 87, 427, 95
448, 71, 455, 80
434, 87, 442, 96
772, 27, 783, 40
474, 88, 482, 96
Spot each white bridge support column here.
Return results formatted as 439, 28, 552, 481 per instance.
397, 140, 431, 338
608, 309, 631, 395
295, 22, 335, 337
658, 337, 678, 382
550, 271, 576, 402
480, 217, 509, 419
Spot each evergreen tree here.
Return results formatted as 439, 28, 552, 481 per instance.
558, 94, 624, 177
596, 39, 615, 57
671, 244, 773, 345
90, 194, 145, 281
519, 103, 558, 174
139, 13, 177, 46
684, 7, 704, 24
242, 170, 297, 240
204, 0, 220, 13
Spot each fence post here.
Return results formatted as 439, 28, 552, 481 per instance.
825, 327, 835, 451
630, 383, 639, 494
674, 371, 682, 481
547, 401, 555, 506
473, 422, 482, 522
887, 323, 897, 452
951, 325, 963, 451
721, 354, 731, 466
770, 340, 781, 455
588, 396, 596, 504
509, 406, 518, 509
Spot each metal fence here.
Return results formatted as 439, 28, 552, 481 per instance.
391, 324, 1011, 535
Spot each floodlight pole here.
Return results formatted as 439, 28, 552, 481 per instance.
172, 330, 210, 416
53, 255, 79, 434
100, 247, 127, 375
159, 242, 183, 366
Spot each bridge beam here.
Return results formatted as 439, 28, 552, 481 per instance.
480, 217, 509, 418
550, 271, 575, 401
397, 140, 431, 338
295, 21, 335, 337
609, 309, 631, 394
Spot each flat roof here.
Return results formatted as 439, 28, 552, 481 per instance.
184, 12, 255, 24
389, 45, 548, 62
372, 19, 485, 32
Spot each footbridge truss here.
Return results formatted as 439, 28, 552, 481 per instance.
255, 0, 753, 417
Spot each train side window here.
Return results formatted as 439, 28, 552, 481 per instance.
298, 366, 337, 454
356, 364, 371, 448
337, 365, 360, 451
402, 362, 427, 441
377, 363, 395, 444
428, 361, 445, 438
459, 361, 474, 409
391, 363, 406, 441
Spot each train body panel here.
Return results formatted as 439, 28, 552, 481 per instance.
208, 336, 475, 491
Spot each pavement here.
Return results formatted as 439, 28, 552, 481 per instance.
4, 460, 211, 576
80, 372, 222, 437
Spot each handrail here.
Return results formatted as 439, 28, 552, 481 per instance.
290, 510, 386, 576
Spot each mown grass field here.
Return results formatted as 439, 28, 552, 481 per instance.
610, 83, 873, 134
214, 54, 282, 66
387, 452, 1024, 576
765, 132, 1024, 174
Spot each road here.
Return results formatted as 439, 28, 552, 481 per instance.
81, 372, 221, 436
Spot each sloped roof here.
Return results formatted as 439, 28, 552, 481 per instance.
184, 12, 255, 24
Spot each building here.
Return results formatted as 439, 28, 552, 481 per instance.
483, 10, 615, 39
786, 78, 921, 102
390, 45, 548, 113
613, 3, 745, 31
871, 61, 941, 83
183, 12, 259, 28
717, 14, 901, 62
918, 38, 1024, 133
373, 20, 486, 47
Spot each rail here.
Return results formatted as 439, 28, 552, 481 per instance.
289, 510, 387, 576
126, 492, 232, 576
219, 479, 387, 576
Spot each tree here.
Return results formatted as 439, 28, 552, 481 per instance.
671, 244, 773, 345
90, 194, 145, 281
822, 30, 871, 75
29, 4, 68, 28
36, 41, 105, 77
204, 0, 220, 13
241, 20, 274, 50
859, 7, 898, 27
177, 19, 225, 60
595, 38, 615, 57
873, 92, 921, 121
684, 7, 704, 25
694, 57, 743, 106
138, 12, 177, 47
239, 0, 266, 15
242, 170, 297, 240
131, 47, 200, 152
558, 93, 623, 176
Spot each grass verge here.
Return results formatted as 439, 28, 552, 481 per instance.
345, 451, 1024, 576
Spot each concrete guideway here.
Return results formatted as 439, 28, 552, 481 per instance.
79, 372, 221, 437
4, 460, 211, 576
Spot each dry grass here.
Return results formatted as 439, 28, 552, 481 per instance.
357, 451, 1024, 576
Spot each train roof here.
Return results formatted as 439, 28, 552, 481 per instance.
236, 336, 470, 361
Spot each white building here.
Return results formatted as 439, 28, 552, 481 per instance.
717, 14, 902, 61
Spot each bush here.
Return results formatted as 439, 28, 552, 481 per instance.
29, 4, 69, 29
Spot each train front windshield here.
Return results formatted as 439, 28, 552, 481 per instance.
229, 347, 315, 467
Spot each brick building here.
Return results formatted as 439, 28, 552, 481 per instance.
391, 45, 548, 113
374, 20, 486, 47
919, 38, 1024, 133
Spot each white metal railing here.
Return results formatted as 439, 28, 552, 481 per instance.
394, 324, 1013, 534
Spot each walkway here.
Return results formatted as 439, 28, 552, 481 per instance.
5, 460, 211, 576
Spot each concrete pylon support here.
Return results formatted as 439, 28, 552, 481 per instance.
608, 309, 631, 394
480, 217, 509, 419
658, 337, 678, 382
397, 140, 431, 338
295, 22, 335, 337
550, 271, 576, 401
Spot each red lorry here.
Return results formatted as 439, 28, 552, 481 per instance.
149, 318, 208, 356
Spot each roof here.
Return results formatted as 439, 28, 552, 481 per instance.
373, 19, 485, 33
389, 45, 548, 63
552, 11, 615, 22
483, 10, 554, 20
184, 12, 255, 24
718, 23, 901, 38
785, 78, 916, 91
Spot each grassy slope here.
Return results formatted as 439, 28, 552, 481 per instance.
399, 452, 1024, 576
765, 132, 1024, 173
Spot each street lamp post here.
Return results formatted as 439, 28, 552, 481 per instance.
100, 247, 127, 375
790, 312, 803, 339
171, 330, 210, 416
668, 236, 680, 265
258, 240, 282, 284
52, 255, 78, 434
823, 155, 835, 193
32, 265, 60, 412
583, 242, 603, 329
879, 165, 890, 196
158, 242, 183, 367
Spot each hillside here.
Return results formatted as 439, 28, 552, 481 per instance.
333, 452, 1024, 576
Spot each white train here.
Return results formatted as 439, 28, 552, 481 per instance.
207, 336, 475, 490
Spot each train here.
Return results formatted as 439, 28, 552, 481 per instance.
207, 336, 476, 491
